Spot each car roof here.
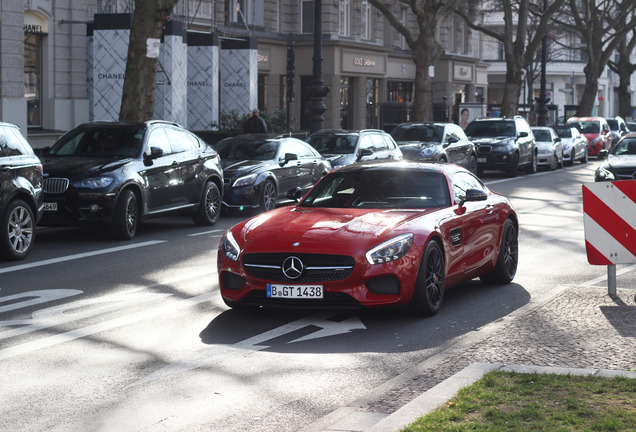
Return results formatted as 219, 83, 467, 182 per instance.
332, 160, 458, 175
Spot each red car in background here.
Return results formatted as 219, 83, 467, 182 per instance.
566, 116, 612, 156
217, 162, 518, 316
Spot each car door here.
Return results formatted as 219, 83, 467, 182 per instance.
445, 125, 471, 167
286, 140, 322, 194
515, 119, 532, 165
165, 127, 202, 206
275, 139, 303, 198
141, 127, 182, 211
451, 171, 502, 277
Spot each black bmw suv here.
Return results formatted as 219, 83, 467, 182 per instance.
0, 122, 43, 260
40, 121, 223, 240
464, 116, 537, 177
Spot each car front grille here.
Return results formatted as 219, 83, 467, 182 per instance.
243, 253, 355, 283
43, 177, 70, 194
477, 145, 492, 154
615, 168, 636, 180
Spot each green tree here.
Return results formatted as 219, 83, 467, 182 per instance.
119, 0, 179, 121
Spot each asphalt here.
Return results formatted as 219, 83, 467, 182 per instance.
301, 265, 636, 432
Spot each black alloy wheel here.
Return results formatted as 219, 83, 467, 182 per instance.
409, 240, 445, 316
110, 189, 138, 240
480, 218, 518, 284
193, 181, 221, 225
260, 180, 277, 212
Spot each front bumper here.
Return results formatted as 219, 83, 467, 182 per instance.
40, 192, 117, 227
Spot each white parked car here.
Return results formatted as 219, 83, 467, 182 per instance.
531, 127, 563, 170
552, 125, 588, 165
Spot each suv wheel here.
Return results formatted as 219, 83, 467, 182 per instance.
192, 181, 221, 226
110, 189, 138, 240
508, 153, 519, 177
526, 151, 537, 174
1, 199, 35, 260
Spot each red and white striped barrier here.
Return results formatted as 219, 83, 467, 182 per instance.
583, 180, 636, 265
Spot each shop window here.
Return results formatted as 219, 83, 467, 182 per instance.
24, 33, 42, 128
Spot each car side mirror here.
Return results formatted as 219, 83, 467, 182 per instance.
598, 149, 609, 159
459, 188, 488, 206
357, 148, 373, 161
518, 131, 529, 138
286, 187, 303, 202
280, 152, 298, 166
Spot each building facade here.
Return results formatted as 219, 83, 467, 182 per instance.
10, 0, 599, 148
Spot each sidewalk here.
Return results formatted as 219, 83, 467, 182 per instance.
302, 282, 636, 432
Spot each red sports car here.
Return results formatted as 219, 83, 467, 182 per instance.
217, 162, 518, 315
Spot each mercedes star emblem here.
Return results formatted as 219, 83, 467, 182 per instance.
282, 256, 304, 279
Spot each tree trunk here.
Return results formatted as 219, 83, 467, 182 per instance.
577, 63, 599, 116
411, 34, 438, 122
119, 0, 179, 122
501, 66, 523, 118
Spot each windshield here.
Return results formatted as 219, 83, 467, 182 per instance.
49, 126, 145, 158
568, 121, 599, 134
301, 168, 451, 209
612, 137, 636, 156
391, 124, 443, 142
532, 129, 551, 141
306, 134, 356, 155
553, 127, 572, 138
464, 120, 515, 137
214, 138, 279, 160
606, 119, 618, 130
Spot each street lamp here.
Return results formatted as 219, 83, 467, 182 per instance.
306, 0, 330, 133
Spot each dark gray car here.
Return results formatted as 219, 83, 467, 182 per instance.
390, 122, 477, 174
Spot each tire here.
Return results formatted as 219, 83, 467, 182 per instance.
110, 189, 138, 240
549, 152, 558, 170
192, 181, 221, 226
525, 151, 537, 174
409, 240, 445, 316
0, 199, 35, 260
480, 218, 518, 285
581, 148, 588, 164
508, 153, 519, 177
467, 154, 478, 175
260, 180, 277, 212
566, 149, 575, 166
558, 151, 563, 168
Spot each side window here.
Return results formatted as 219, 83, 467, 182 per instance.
6, 127, 33, 156
292, 141, 316, 158
166, 127, 193, 153
370, 134, 387, 151
455, 125, 468, 140
452, 171, 485, 203
0, 128, 9, 157
358, 135, 373, 151
382, 135, 398, 149
147, 128, 173, 156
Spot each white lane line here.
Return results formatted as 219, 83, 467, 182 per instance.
0, 291, 217, 361
0, 241, 167, 275
187, 229, 225, 237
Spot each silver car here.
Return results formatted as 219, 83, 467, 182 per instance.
531, 126, 563, 170
391, 122, 478, 174
552, 125, 588, 165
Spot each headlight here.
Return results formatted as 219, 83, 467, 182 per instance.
222, 231, 241, 261
365, 233, 414, 265
595, 166, 615, 181
73, 177, 114, 188
419, 146, 438, 157
233, 174, 257, 188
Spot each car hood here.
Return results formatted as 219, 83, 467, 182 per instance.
397, 141, 438, 149
41, 156, 132, 178
221, 159, 270, 177
469, 137, 511, 145
237, 206, 437, 254
607, 154, 636, 169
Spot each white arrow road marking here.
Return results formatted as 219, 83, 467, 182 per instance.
128, 311, 366, 388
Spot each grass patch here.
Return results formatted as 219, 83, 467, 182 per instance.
402, 371, 636, 432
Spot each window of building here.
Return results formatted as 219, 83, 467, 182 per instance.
339, 0, 350, 37
24, 32, 42, 128
366, 79, 379, 128
340, 77, 353, 129
258, 74, 268, 113
361, 1, 371, 40
387, 82, 413, 103
302, 0, 314, 34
